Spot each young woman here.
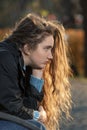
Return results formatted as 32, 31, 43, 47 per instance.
0, 13, 72, 130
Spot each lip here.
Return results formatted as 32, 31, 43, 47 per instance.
44, 61, 49, 64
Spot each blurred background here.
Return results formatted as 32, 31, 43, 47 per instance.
0, 0, 87, 130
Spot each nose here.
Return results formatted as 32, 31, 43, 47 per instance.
48, 51, 53, 60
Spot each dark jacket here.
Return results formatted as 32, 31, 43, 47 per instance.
0, 41, 43, 119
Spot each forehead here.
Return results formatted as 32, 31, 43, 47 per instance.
40, 35, 54, 47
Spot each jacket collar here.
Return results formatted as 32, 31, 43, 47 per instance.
2, 40, 25, 76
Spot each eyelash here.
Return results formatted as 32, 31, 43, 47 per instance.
44, 48, 53, 54
45, 48, 49, 50
44, 48, 51, 51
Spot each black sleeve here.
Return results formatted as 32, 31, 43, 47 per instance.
25, 85, 44, 102
0, 51, 34, 119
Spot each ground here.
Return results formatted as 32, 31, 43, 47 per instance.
61, 78, 87, 130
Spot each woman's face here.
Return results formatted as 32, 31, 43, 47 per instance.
28, 35, 54, 69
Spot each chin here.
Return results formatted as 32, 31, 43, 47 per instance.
31, 63, 46, 69
39, 65, 46, 69
32, 65, 43, 69
35, 65, 45, 69
37, 66, 44, 69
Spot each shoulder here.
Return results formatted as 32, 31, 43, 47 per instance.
0, 50, 18, 74
0, 50, 14, 63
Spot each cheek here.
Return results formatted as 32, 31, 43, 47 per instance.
31, 48, 46, 63
32, 52, 42, 62
35, 50, 45, 59
35, 53, 44, 61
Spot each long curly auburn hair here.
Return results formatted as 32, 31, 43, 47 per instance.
41, 21, 72, 130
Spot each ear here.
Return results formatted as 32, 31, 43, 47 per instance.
22, 44, 30, 55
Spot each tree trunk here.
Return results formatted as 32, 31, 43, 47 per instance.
80, 0, 87, 77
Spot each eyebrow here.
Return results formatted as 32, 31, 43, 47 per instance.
45, 45, 53, 49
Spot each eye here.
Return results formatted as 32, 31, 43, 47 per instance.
44, 47, 49, 50
44, 47, 49, 51
44, 46, 52, 50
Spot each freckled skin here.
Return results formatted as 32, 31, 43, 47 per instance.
27, 35, 54, 69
